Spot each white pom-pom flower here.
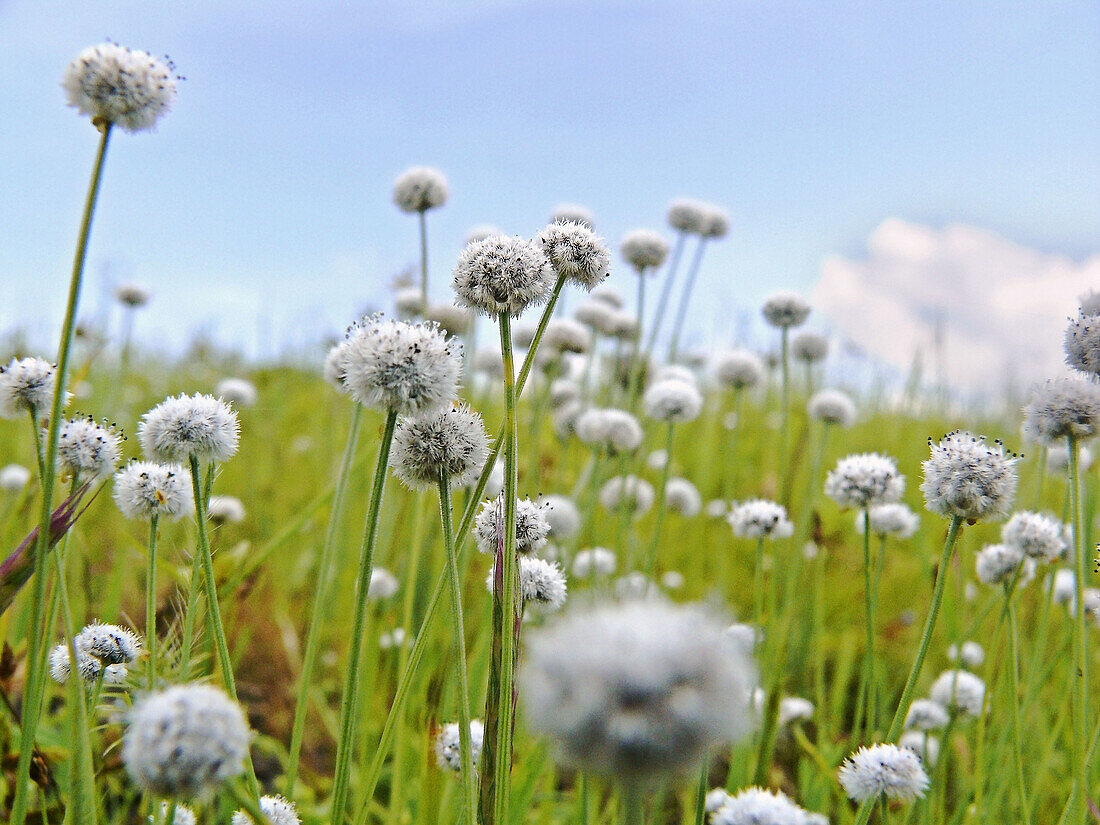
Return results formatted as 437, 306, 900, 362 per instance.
474, 496, 551, 555
572, 547, 616, 578
537, 221, 611, 290
666, 198, 709, 234
728, 500, 794, 540
390, 405, 490, 491
665, 478, 702, 517
761, 292, 811, 329
138, 394, 240, 465
392, 166, 448, 213
824, 453, 905, 510
1023, 377, 1100, 445
486, 555, 568, 611
0, 357, 65, 419
231, 795, 301, 825
838, 743, 930, 802
207, 495, 246, 525
550, 203, 594, 228
920, 431, 1018, 522
215, 378, 257, 408
904, 698, 950, 730
713, 350, 765, 390
899, 730, 940, 768
1001, 511, 1065, 562
537, 494, 582, 541
57, 416, 123, 481
1064, 311, 1100, 376
642, 378, 703, 423
808, 389, 856, 427
0, 463, 31, 491
116, 282, 152, 308
620, 229, 670, 272
434, 719, 485, 772
62, 43, 177, 132
946, 641, 985, 668
856, 503, 919, 539
791, 330, 829, 363
598, 475, 655, 517
453, 235, 555, 318
113, 461, 193, 521
928, 669, 986, 717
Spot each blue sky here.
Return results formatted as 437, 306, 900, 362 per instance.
2, 1, 1097, 364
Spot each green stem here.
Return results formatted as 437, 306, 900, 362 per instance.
778, 328, 790, 498
177, 535, 204, 681
285, 403, 363, 797
11, 122, 111, 825
1068, 436, 1089, 824
627, 270, 648, 410
329, 409, 397, 825
753, 537, 765, 630
693, 760, 708, 825
644, 423, 676, 578
418, 209, 429, 303
1006, 589, 1031, 825
621, 785, 645, 825
667, 237, 708, 362
146, 514, 159, 691
439, 474, 478, 824
643, 231, 686, 359
862, 508, 876, 740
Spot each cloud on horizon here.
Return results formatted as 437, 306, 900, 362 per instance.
813, 219, 1099, 395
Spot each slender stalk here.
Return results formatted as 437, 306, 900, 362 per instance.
177, 539, 204, 680
146, 514, 159, 690
861, 508, 876, 740
418, 209, 430, 303
643, 231, 686, 359
285, 403, 363, 797
753, 537, 765, 630
11, 122, 111, 825
627, 270, 648, 410
644, 423, 676, 578
480, 314, 520, 825
778, 328, 790, 500
667, 237, 708, 362
621, 785, 645, 825
438, 474, 478, 823
329, 409, 398, 825
693, 761, 708, 825
1068, 436, 1089, 825
1005, 590, 1031, 825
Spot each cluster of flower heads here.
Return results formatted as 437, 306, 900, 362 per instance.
49, 622, 142, 685
62, 42, 178, 132
474, 495, 552, 556
707, 786, 827, 825
920, 431, 1018, 522
666, 197, 730, 239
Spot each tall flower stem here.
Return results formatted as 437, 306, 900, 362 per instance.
1005, 589, 1031, 825
439, 473, 478, 823
11, 123, 111, 825
329, 409, 398, 825
861, 508, 877, 740
627, 270, 648, 410
621, 785, 645, 825
778, 328, 791, 501
418, 210, 430, 303
285, 403, 363, 797
667, 238, 708, 363
644, 422, 676, 578
643, 231, 686, 359
1067, 436, 1089, 825
480, 313, 520, 825
146, 514, 159, 690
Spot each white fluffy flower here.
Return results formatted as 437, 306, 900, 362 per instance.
0, 463, 31, 491
598, 475, 655, 517
974, 543, 1026, 585
808, 389, 856, 427
620, 229, 670, 272
549, 379, 581, 409
206, 495, 245, 524
474, 496, 551, 555
394, 286, 426, 317
424, 302, 473, 337
824, 453, 905, 510
538, 494, 582, 541
856, 503, 919, 539
713, 350, 765, 390
392, 166, 448, 213
728, 500, 794, 540
340, 315, 461, 415
453, 235, 555, 318
390, 405, 490, 491
710, 786, 808, 825
537, 221, 611, 290
1001, 511, 1065, 562
665, 478, 702, 517
62, 43, 177, 132
521, 601, 757, 782
49, 641, 128, 685
920, 431, 1018, 522
113, 461, 193, 520
700, 206, 731, 239
123, 684, 250, 798
543, 318, 592, 354
589, 284, 624, 309
946, 641, 985, 668
904, 698, 950, 731
899, 730, 940, 768
116, 282, 152, 307
791, 330, 829, 364
434, 719, 485, 772
572, 547, 616, 578
0, 357, 65, 419
929, 669, 986, 717
486, 555, 568, 610
838, 743, 929, 802
368, 568, 399, 600
666, 198, 710, 234
1052, 568, 1076, 604
1064, 311, 1100, 376
231, 795, 301, 825
151, 803, 196, 825
761, 292, 811, 329
573, 299, 618, 335
138, 393, 240, 465
1023, 377, 1100, 445
57, 416, 123, 481
76, 622, 141, 665
574, 408, 644, 454
778, 696, 814, 726
215, 378, 257, 408
642, 378, 703, 423
1046, 443, 1093, 473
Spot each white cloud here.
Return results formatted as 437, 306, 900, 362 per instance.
813, 219, 1100, 394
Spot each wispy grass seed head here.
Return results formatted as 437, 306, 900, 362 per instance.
0, 357, 65, 419
761, 292, 811, 329
620, 229, 670, 272
231, 795, 301, 825
838, 743, 929, 802
537, 221, 611, 290
474, 495, 551, 555
825, 453, 904, 510
63, 43, 177, 132
138, 393, 240, 465
392, 166, 448, 213
728, 500, 794, 540
113, 461, 193, 520
57, 416, 123, 481
390, 405, 490, 491
453, 235, 555, 317
808, 388, 857, 427
921, 431, 1018, 522
1023, 377, 1100, 445
642, 378, 703, 423
434, 719, 485, 773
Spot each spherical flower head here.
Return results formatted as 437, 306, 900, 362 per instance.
390, 405, 490, 491
705, 788, 732, 814
453, 235, 555, 318
550, 203, 594, 228
575, 408, 644, 455
474, 495, 551, 555
710, 786, 807, 825
466, 224, 505, 244
825, 453, 905, 510
665, 478, 702, 517
778, 696, 814, 726
590, 284, 624, 309
1001, 510, 1065, 562
572, 547, 616, 578
1080, 290, 1100, 316
838, 743, 930, 802
573, 299, 618, 336
392, 166, 448, 213
904, 698, 950, 731
122, 683, 250, 798
713, 350, 766, 391
856, 503, 920, 539
394, 286, 426, 318
975, 542, 1031, 586
339, 315, 461, 415
620, 229, 669, 273
151, 803, 197, 825
0, 357, 65, 419
808, 388, 857, 427
434, 719, 485, 772
206, 495, 246, 525
543, 318, 592, 354
323, 340, 351, 392
215, 378, 257, 408
0, 463, 31, 491
138, 393, 240, 465
761, 292, 811, 329
424, 302, 473, 337
231, 795, 301, 825
598, 475, 655, 517
921, 431, 1018, 522
1065, 311, 1100, 376
1052, 568, 1076, 605
549, 379, 581, 409
368, 567, 399, 600
666, 198, 709, 235
929, 669, 986, 716
1023, 377, 1100, 445
49, 642, 99, 684
520, 601, 757, 783
57, 416, 123, 481
486, 555, 568, 611
728, 499, 794, 540
609, 310, 640, 341
700, 206, 731, 239
537, 221, 611, 290
538, 494, 582, 541
947, 641, 985, 668
791, 330, 829, 363
116, 282, 152, 307
62, 43, 177, 132
898, 730, 940, 768
653, 364, 696, 384
642, 378, 703, 423
113, 460, 193, 521
76, 622, 141, 665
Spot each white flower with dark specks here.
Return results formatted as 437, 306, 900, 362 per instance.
0, 357, 65, 419
825, 453, 904, 510
838, 743, 929, 802
392, 166, 448, 213
138, 393, 240, 464
63, 43, 177, 132
453, 235, 555, 318
1023, 377, 1100, 445
728, 500, 793, 540
537, 221, 611, 290
113, 461, 193, 520
761, 292, 811, 329
390, 405, 490, 491
920, 431, 1018, 522
57, 416, 123, 480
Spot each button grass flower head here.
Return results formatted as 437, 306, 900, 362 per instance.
550, 203, 595, 228
323, 340, 351, 392
825, 453, 905, 510
423, 302, 473, 337
572, 547, 616, 578
761, 292, 811, 330
115, 281, 151, 308
1023, 377, 1100, 445
642, 378, 703, 423
665, 477, 702, 517
929, 669, 986, 717
590, 284, 625, 309
549, 379, 581, 409
705, 788, 732, 815
215, 378, 257, 408
791, 330, 829, 364
838, 743, 930, 802
598, 475, 655, 517
138, 393, 240, 465
710, 786, 811, 825
453, 235, 555, 318
575, 407, 644, 454
367, 568, 399, 600
808, 388, 857, 427
1047, 443, 1094, 473
573, 298, 618, 335
206, 495, 245, 525
667, 198, 710, 235
435, 719, 485, 773
0, 463, 32, 491
112, 460, 193, 520
62, 43, 177, 132
700, 206, 731, 239
339, 315, 462, 416
520, 600, 757, 783
474, 495, 551, 555
1052, 569, 1076, 605
856, 503, 920, 538
231, 795, 301, 825
920, 431, 1018, 523
620, 229, 670, 272
537, 220, 612, 290
1001, 511, 1065, 562
947, 641, 985, 668
1064, 310, 1100, 376
778, 696, 815, 726
390, 405, 490, 491
713, 349, 766, 391
122, 683, 250, 798
543, 318, 592, 354
899, 730, 940, 768
904, 698, 950, 731
56, 416, 123, 481
49, 641, 129, 685
486, 555, 568, 611
609, 310, 640, 341
728, 499, 794, 540
76, 622, 142, 666
151, 803, 196, 825
392, 166, 448, 213
537, 494, 582, 541
0, 357, 67, 419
